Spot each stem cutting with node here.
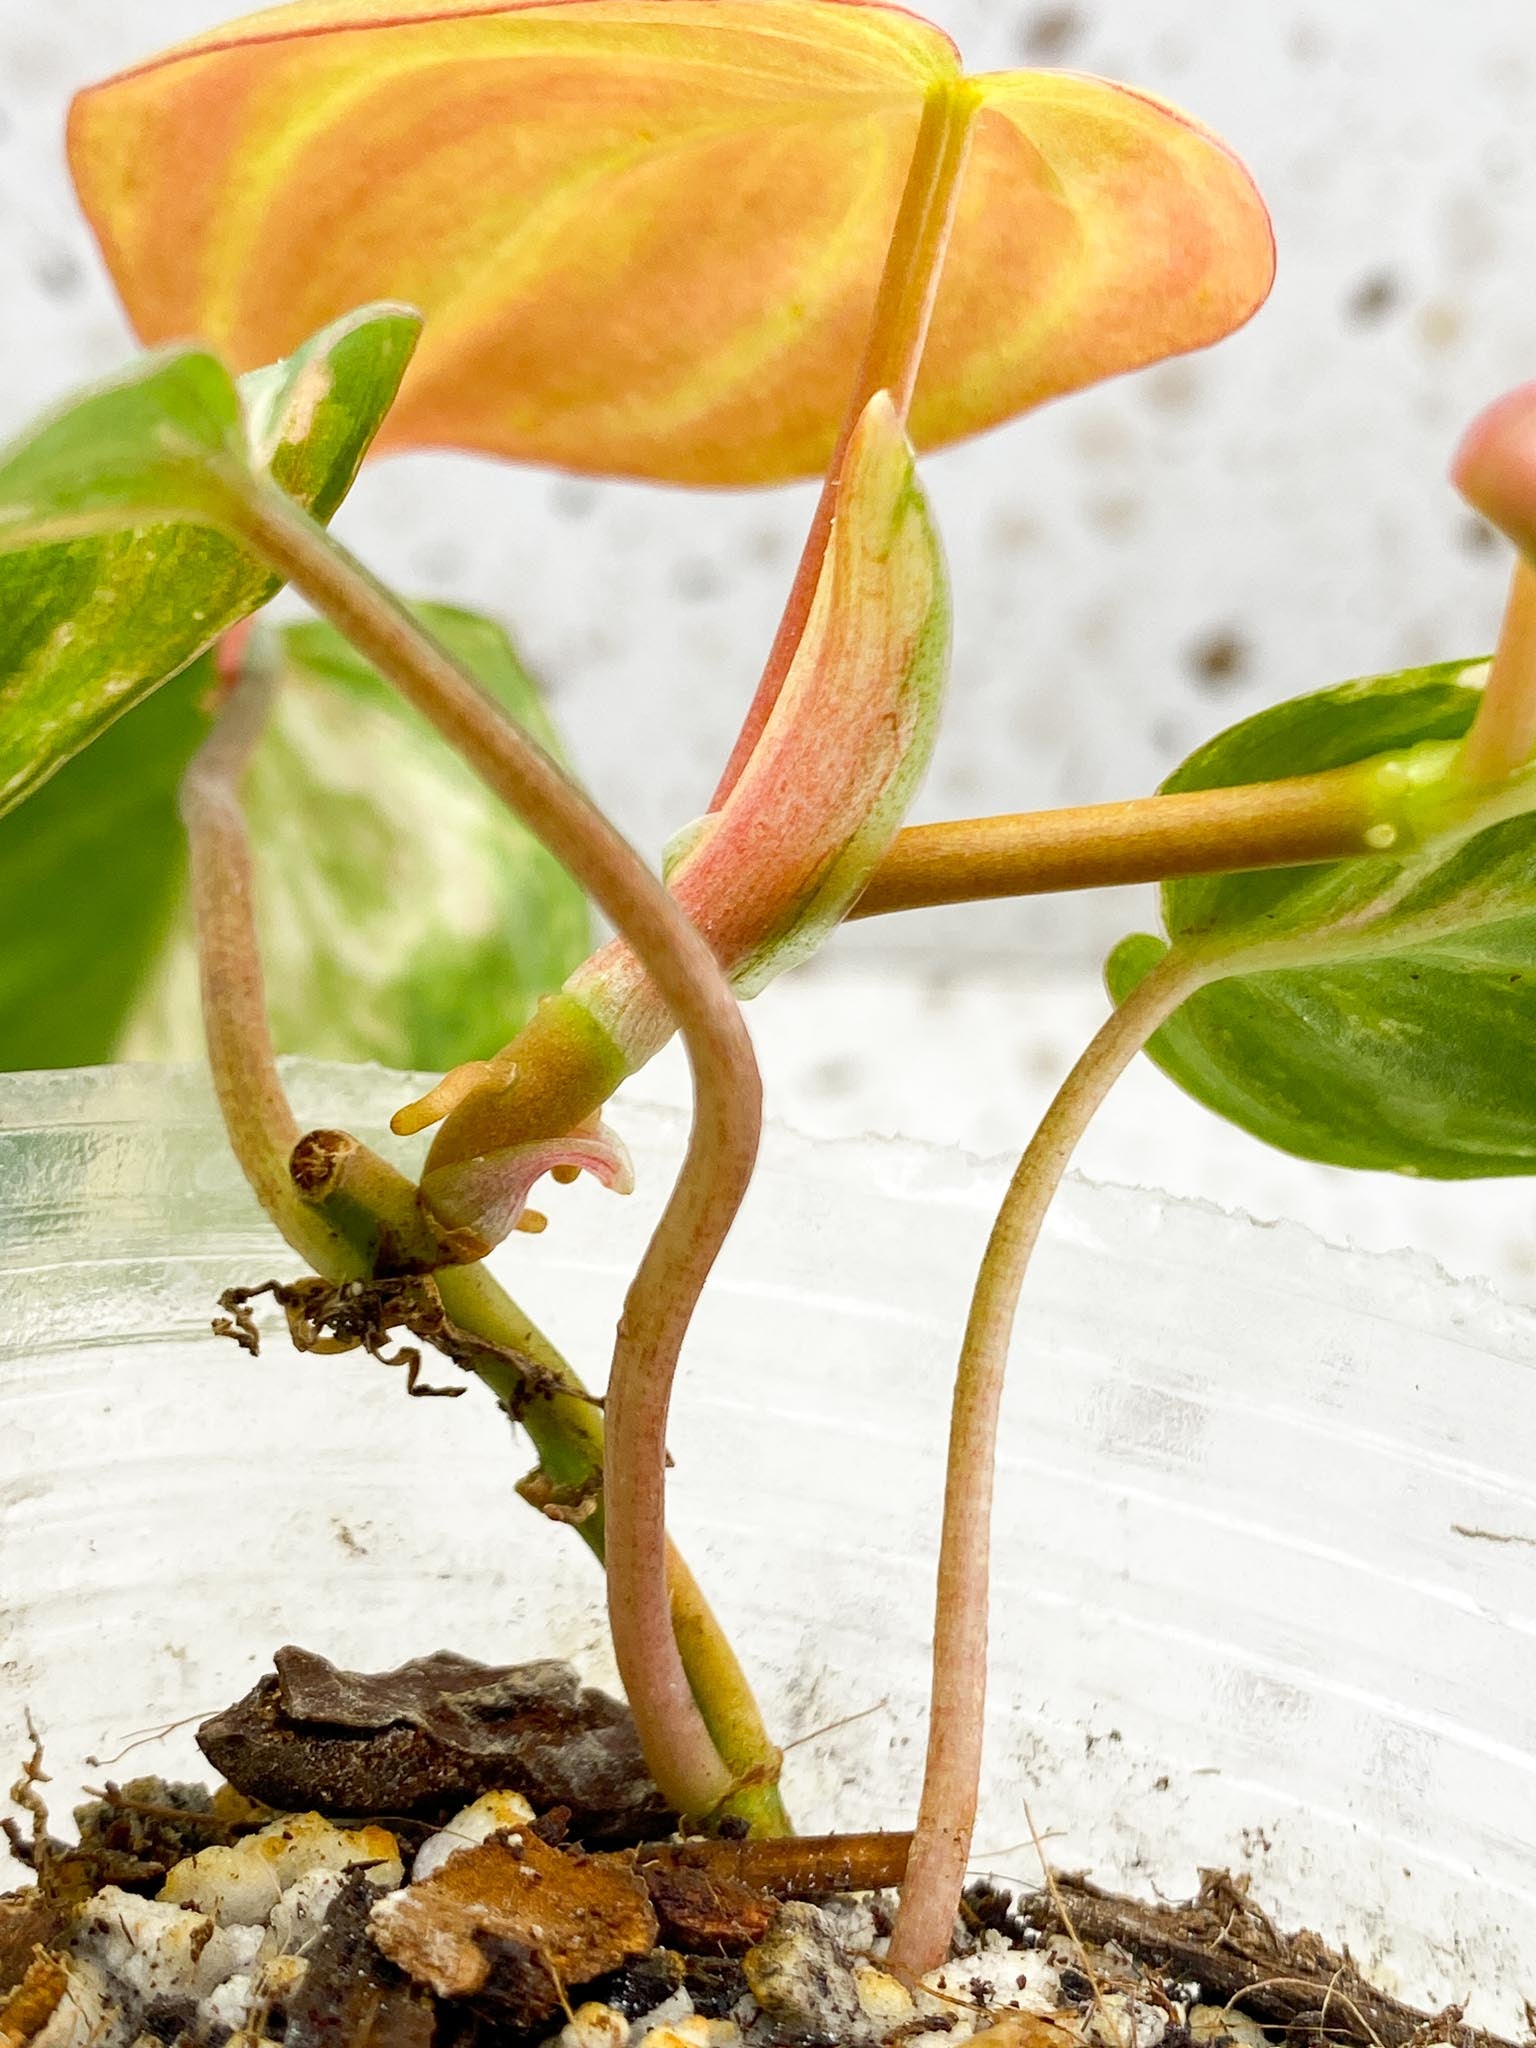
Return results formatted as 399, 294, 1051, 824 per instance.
183, 625, 788, 1831
213, 482, 767, 1826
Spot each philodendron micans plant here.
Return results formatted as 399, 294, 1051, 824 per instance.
3, 0, 1534, 1975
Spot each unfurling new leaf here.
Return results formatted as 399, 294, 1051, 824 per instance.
418, 390, 951, 1245
567, 389, 950, 1069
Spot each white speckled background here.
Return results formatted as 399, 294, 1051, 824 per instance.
7, 1, 1536, 1291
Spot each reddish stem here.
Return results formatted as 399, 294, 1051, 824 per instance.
888, 948, 1211, 1976
1459, 558, 1536, 785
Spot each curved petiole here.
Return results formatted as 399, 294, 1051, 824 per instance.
886, 945, 1213, 1976
180, 637, 361, 1281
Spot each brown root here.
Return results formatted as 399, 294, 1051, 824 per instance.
211, 1274, 600, 1415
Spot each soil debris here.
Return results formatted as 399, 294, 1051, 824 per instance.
370, 1828, 657, 2025
0, 1952, 68, 2046
742, 1900, 883, 2047
585, 1946, 685, 2019
70, 1780, 267, 1893
680, 1955, 750, 2019
7, 1663, 1518, 2048
0, 1893, 71, 2003
0, 1754, 255, 1919
198, 1648, 671, 1842
283, 1867, 436, 2048
640, 1860, 775, 1956
1020, 1869, 1507, 2048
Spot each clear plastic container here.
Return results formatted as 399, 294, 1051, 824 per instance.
2, 1063, 1532, 2026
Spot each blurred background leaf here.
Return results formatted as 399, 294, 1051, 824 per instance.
0, 653, 209, 1069
0, 604, 588, 1074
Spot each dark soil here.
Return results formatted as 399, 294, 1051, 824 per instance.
2, 1650, 1521, 2048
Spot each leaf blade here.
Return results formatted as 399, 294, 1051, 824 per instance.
70, 0, 1273, 485
0, 303, 420, 819
0, 656, 211, 1069
1106, 656, 1536, 1178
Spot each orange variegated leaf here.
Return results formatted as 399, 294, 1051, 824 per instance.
914, 72, 1274, 453
70, 0, 1274, 486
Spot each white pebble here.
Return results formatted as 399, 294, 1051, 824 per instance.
411, 1789, 536, 1883
202, 1972, 257, 2035
71, 1886, 243, 2005
922, 1943, 1060, 2018
1090, 1994, 1169, 2048
648, 2022, 740, 2048
630, 1988, 694, 2041
558, 2001, 630, 2048
855, 1964, 915, 2028
160, 1811, 402, 1925
204, 1921, 266, 1996
261, 1867, 347, 1958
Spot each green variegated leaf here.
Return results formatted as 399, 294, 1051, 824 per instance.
120, 605, 588, 1072
0, 351, 244, 547
0, 303, 420, 818
1104, 654, 1536, 1177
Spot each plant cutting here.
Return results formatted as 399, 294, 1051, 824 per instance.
1, 2, 1532, 2043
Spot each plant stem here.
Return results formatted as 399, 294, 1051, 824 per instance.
887, 947, 1213, 1978
221, 479, 763, 1824
852, 758, 1421, 918
438, 1262, 792, 1836
710, 78, 978, 807
182, 632, 787, 1833
1458, 557, 1536, 785
180, 649, 360, 1280
663, 1550, 788, 1832
636, 1831, 911, 1895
